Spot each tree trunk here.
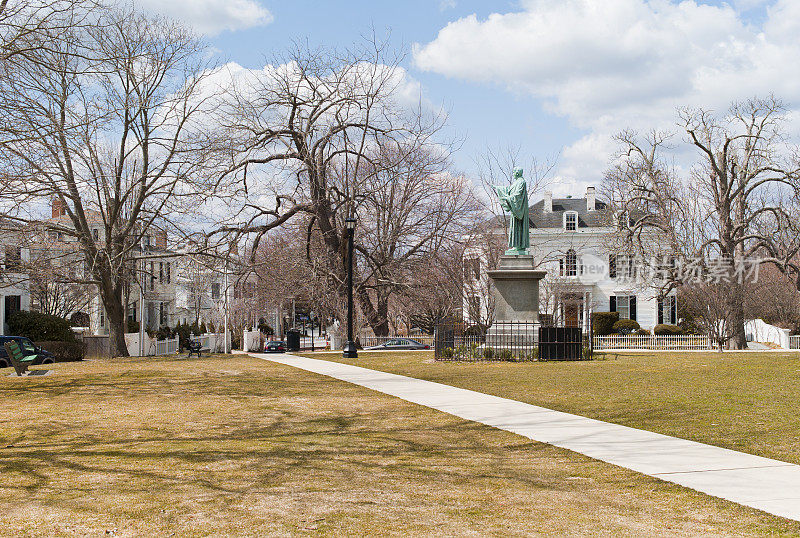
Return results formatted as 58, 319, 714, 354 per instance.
105, 297, 129, 357
729, 283, 748, 350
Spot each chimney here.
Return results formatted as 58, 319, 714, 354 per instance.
586, 186, 596, 211
543, 191, 553, 213
51, 197, 66, 218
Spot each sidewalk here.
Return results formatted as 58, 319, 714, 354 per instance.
250, 352, 800, 522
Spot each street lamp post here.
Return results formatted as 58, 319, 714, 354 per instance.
342, 217, 358, 358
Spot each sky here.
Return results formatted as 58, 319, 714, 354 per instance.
132, 0, 800, 198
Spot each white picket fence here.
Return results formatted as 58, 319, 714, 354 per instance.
359, 335, 435, 348
790, 335, 800, 350
593, 334, 711, 351
124, 333, 179, 357
155, 337, 179, 356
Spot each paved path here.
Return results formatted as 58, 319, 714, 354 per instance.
251, 352, 800, 521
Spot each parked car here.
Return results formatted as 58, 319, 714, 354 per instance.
0, 336, 55, 368
365, 338, 430, 351
264, 340, 287, 353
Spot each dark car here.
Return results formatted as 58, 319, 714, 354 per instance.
365, 338, 430, 351
0, 336, 55, 368
264, 340, 287, 353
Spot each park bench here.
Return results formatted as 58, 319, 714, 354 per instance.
3, 340, 35, 376
186, 339, 202, 358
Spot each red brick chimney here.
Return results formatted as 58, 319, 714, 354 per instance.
52, 197, 66, 218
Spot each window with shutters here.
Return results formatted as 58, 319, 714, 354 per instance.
612, 295, 637, 320
608, 254, 617, 279
658, 295, 677, 325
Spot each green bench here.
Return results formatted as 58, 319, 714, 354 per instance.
3, 341, 36, 376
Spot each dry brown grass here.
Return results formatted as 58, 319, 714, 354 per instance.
306, 350, 800, 466
0, 354, 798, 536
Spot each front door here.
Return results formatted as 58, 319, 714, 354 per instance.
562, 294, 583, 328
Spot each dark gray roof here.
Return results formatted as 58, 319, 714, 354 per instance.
529, 197, 609, 228
480, 194, 647, 230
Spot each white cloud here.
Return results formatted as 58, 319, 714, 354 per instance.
439, 0, 457, 11
129, 0, 273, 36
413, 0, 800, 193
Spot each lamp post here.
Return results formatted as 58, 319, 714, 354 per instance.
342, 217, 358, 358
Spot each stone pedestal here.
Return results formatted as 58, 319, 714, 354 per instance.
486, 255, 547, 348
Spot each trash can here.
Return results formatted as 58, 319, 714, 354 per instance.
286, 329, 301, 352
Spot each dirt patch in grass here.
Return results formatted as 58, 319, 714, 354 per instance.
0, 354, 798, 535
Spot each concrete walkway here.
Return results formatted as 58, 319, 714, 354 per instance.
251, 352, 800, 522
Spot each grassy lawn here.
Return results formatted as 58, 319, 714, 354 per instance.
1, 355, 798, 536
301, 350, 800, 467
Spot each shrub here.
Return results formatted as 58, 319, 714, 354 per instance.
612, 319, 640, 334
154, 326, 173, 341
35, 341, 85, 362
582, 345, 593, 360
654, 324, 683, 335
69, 311, 90, 327
440, 347, 454, 359
482, 346, 495, 360
8, 311, 76, 342
591, 312, 620, 336
464, 324, 488, 337
173, 322, 192, 350
636, 328, 650, 335
496, 348, 513, 360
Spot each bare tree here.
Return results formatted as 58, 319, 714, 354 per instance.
605, 96, 800, 349
0, 5, 221, 355
213, 39, 472, 336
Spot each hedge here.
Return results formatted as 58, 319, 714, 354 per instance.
591, 312, 619, 335
8, 311, 76, 342
35, 341, 86, 362
612, 319, 641, 334
654, 323, 683, 335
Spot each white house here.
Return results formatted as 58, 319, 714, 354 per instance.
0, 220, 30, 335
464, 187, 677, 332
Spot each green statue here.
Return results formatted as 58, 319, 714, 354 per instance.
494, 168, 530, 255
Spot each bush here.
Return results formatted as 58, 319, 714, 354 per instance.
35, 341, 85, 362
464, 324, 488, 337
612, 319, 640, 334
654, 324, 683, 335
636, 328, 650, 335
8, 311, 76, 342
482, 346, 495, 360
591, 312, 620, 335
154, 326, 173, 340
496, 348, 513, 360
69, 311, 90, 327
441, 347, 454, 359
173, 322, 192, 350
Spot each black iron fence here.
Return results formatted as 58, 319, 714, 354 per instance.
434, 321, 592, 361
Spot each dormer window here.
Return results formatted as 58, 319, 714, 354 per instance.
564, 211, 577, 231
